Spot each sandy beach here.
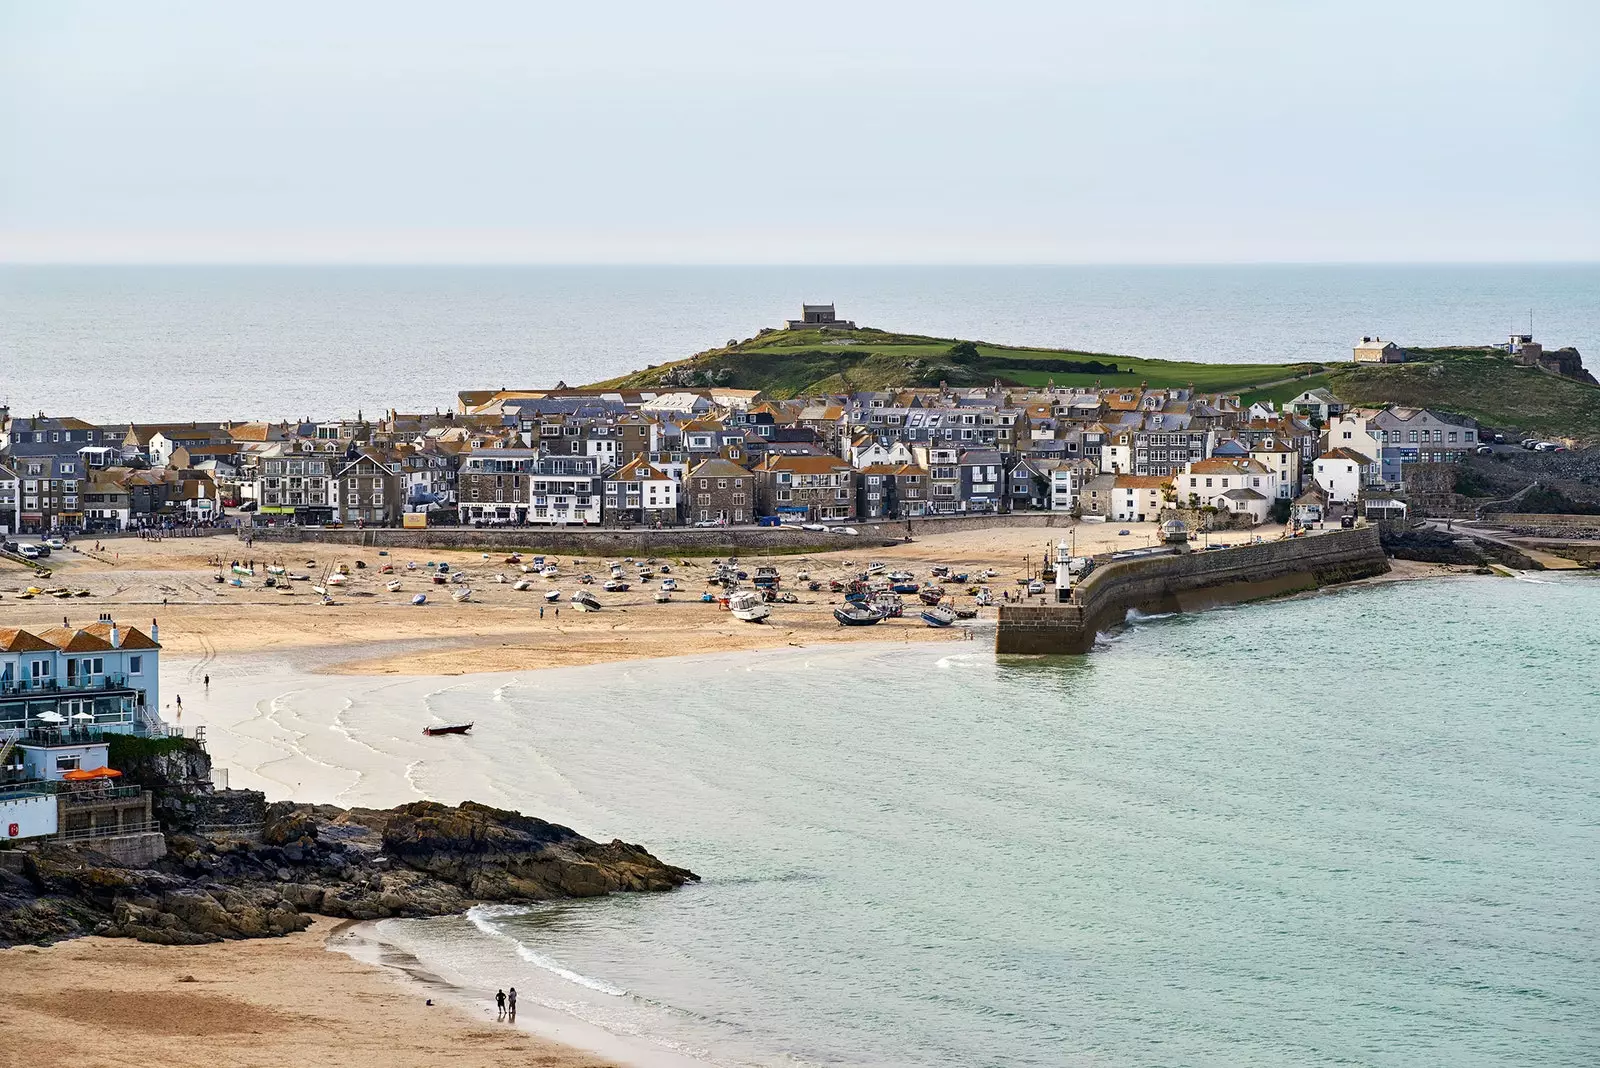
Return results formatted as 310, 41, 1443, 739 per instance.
0, 918, 647, 1068
0, 521, 1460, 678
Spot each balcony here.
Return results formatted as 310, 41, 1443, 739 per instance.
1, 673, 140, 697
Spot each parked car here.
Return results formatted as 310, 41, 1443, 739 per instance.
44, 537, 66, 549
1521, 438, 1540, 449
17, 544, 41, 559
1475, 445, 1493, 455
693, 519, 720, 528
1, 540, 17, 553
756, 516, 782, 527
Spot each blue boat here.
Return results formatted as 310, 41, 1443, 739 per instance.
411, 593, 427, 605
891, 582, 919, 594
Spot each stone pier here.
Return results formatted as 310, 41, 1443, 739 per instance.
996, 526, 1390, 655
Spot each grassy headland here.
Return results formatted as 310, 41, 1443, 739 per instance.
586, 329, 1600, 441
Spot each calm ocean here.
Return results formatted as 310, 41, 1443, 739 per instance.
189, 575, 1600, 1068
4, 264, 1599, 422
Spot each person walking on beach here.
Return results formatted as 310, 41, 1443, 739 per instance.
175, 694, 182, 714
495, 988, 506, 1020
507, 987, 517, 1023
204, 674, 210, 691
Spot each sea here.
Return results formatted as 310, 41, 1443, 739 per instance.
181, 574, 1600, 1068
3, 263, 1599, 423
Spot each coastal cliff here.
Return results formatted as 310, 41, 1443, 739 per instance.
0, 797, 697, 948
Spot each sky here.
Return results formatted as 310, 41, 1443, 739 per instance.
1, 0, 1596, 264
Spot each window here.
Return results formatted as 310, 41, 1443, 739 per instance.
56, 756, 80, 772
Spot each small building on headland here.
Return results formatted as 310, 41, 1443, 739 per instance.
1353, 337, 1406, 364
787, 304, 856, 331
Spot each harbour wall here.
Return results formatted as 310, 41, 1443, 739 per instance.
995, 526, 1389, 655
241, 525, 882, 556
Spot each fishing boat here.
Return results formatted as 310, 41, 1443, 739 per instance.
833, 603, 886, 626
864, 562, 885, 575
379, 563, 394, 574
231, 564, 254, 576
660, 578, 677, 592
336, 563, 350, 576
520, 563, 536, 574
871, 593, 904, 618
386, 579, 403, 592
543, 589, 561, 602
753, 566, 780, 588
603, 579, 630, 592
887, 570, 913, 582
728, 589, 770, 622
541, 566, 559, 578
512, 578, 534, 591
411, 593, 427, 605
493, 573, 508, 583
431, 573, 447, 585
266, 564, 286, 576
326, 573, 347, 587
504, 553, 522, 564
288, 573, 310, 581
422, 722, 472, 736
452, 587, 473, 603
311, 585, 328, 596
891, 581, 919, 595
918, 586, 946, 606
954, 606, 978, 619
609, 563, 624, 578
921, 603, 958, 627
655, 589, 672, 603
975, 588, 994, 607
571, 590, 602, 612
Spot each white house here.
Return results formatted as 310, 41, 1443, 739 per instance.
0, 617, 162, 736
1323, 414, 1384, 485
1285, 388, 1343, 422
1177, 459, 1277, 512
1048, 466, 1079, 512
851, 439, 916, 469
1111, 476, 1167, 522
1313, 448, 1372, 504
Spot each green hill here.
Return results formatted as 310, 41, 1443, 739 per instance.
591, 327, 1324, 398
585, 330, 1600, 442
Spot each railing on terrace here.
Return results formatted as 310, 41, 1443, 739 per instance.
54, 819, 161, 841
59, 785, 145, 805
0, 674, 139, 696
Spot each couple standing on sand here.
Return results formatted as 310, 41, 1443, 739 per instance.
495, 987, 518, 1022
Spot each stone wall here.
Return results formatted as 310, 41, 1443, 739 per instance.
243, 525, 883, 555
996, 526, 1388, 655
1478, 513, 1600, 530
63, 830, 167, 867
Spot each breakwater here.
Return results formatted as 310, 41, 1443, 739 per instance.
996, 526, 1389, 654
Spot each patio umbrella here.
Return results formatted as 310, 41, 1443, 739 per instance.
71, 711, 95, 721
36, 711, 65, 723
62, 767, 121, 781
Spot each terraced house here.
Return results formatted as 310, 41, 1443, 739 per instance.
604, 458, 679, 526
458, 449, 602, 525
333, 448, 403, 525
754, 454, 855, 522
255, 443, 334, 524
684, 458, 755, 525
0, 618, 162, 736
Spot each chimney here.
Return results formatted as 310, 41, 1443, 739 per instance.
150, 618, 159, 643
109, 621, 121, 649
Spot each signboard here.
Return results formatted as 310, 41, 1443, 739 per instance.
402, 512, 428, 529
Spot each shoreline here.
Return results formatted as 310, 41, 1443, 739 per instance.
0, 917, 640, 1068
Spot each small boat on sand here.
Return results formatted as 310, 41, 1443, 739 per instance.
572, 590, 602, 612
452, 587, 473, 603
386, 579, 403, 592
411, 593, 427, 605
513, 578, 534, 591
422, 722, 472, 736
834, 603, 886, 626
728, 589, 770, 622
921, 603, 957, 627
543, 589, 561, 602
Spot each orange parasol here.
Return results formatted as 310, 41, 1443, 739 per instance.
61, 767, 122, 781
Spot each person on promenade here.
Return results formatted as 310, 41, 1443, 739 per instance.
507, 987, 517, 1022
495, 988, 506, 1019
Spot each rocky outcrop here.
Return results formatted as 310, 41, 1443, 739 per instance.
0, 799, 697, 948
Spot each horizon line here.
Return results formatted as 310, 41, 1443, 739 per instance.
4, 259, 1599, 269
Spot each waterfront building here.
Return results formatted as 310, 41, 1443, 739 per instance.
604, 458, 680, 526
754, 454, 856, 522
786, 303, 856, 330
0, 617, 162, 737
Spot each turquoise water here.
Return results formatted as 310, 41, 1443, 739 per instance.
5, 264, 1598, 421
317, 575, 1600, 1067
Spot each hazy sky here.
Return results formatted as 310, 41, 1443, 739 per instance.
2, 1, 1596, 263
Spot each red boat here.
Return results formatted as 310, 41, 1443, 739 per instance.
422, 722, 473, 736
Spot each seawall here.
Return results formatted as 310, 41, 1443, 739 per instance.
241, 526, 885, 555
996, 526, 1389, 655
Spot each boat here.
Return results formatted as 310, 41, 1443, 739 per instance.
954, 607, 978, 620
975, 588, 994, 607
520, 563, 536, 574
288, 573, 310, 581
864, 562, 885, 575
452, 587, 473, 603
888, 571, 913, 582
411, 593, 427, 605
655, 589, 672, 603
921, 603, 958, 627
541, 566, 559, 578
386, 579, 403, 592
544, 589, 561, 602
833, 603, 886, 626
918, 586, 946, 606
422, 722, 472, 736
493, 573, 508, 583
603, 580, 630, 592
949, 573, 969, 583
231, 564, 254, 576
326, 573, 347, 586
609, 563, 624, 579
728, 589, 771, 622
513, 578, 534, 591
266, 564, 286, 576
432, 573, 447, 585
660, 578, 677, 592
891, 582, 919, 595
311, 585, 327, 595
504, 553, 522, 564
796, 569, 810, 582
871, 593, 904, 618
227, 578, 244, 588
572, 590, 602, 612
379, 563, 394, 574
753, 566, 780, 588
336, 563, 350, 575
